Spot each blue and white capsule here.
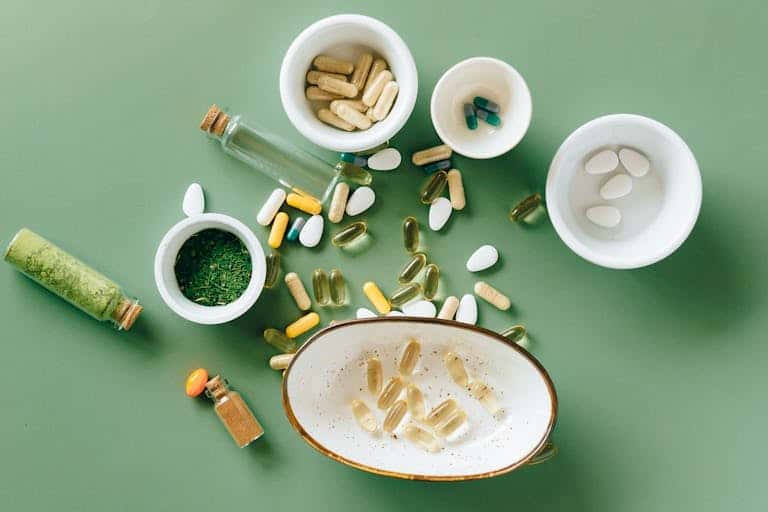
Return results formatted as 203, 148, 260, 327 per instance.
464, 103, 477, 130
286, 217, 306, 242
423, 159, 452, 174
473, 96, 500, 113
476, 108, 502, 127
340, 152, 368, 167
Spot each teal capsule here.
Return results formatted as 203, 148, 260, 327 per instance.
264, 251, 281, 289
398, 252, 427, 284
420, 171, 448, 205
423, 159, 451, 174
422, 263, 439, 300
390, 282, 422, 307
403, 216, 419, 253
464, 103, 477, 130
329, 268, 346, 306
312, 268, 330, 306
476, 108, 501, 127
335, 162, 372, 185
340, 152, 368, 167
286, 217, 306, 242
473, 96, 500, 113
332, 221, 367, 247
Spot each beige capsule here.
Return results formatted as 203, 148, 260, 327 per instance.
367, 357, 383, 395
474, 281, 511, 311
377, 376, 405, 410
383, 400, 408, 433
330, 99, 367, 112
351, 399, 378, 433
269, 353, 294, 371
412, 144, 452, 166
284, 272, 312, 311
328, 182, 350, 224
370, 81, 399, 121
365, 58, 388, 91
317, 75, 359, 98
306, 70, 347, 85
447, 169, 466, 210
469, 380, 501, 414
331, 101, 372, 130
406, 384, 426, 420
317, 108, 355, 131
404, 424, 441, 452
350, 53, 373, 91
435, 408, 468, 437
398, 339, 421, 376
313, 55, 354, 74
437, 296, 459, 320
425, 399, 459, 427
362, 70, 393, 107
306, 86, 343, 101
443, 352, 468, 387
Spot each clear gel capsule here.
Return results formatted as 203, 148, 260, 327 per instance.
332, 221, 367, 247
286, 217, 306, 242
340, 152, 368, 167
464, 103, 478, 130
351, 400, 378, 433
263, 328, 297, 353
398, 339, 421, 376
367, 357, 383, 395
425, 398, 459, 427
329, 268, 346, 306
476, 108, 501, 126
501, 324, 528, 345
402, 216, 419, 253
422, 263, 439, 300
335, 162, 372, 186
469, 380, 501, 414
444, 352, 468, 387
435, 409, 468, 437
509, 193, 543, 222
390, 282, 422, 307
377, 376, 405, 410
473, 96, 500, 113
383, 400, 408, 433
420, 170, 448, 204
264, 251, 281, 289
423, 159, 451, 174
312, 268, 330, 306
406, 384, 426, 420
398, 252, 427, 284
404, 424, 441, 452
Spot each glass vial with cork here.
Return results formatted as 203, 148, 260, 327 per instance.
204, 375, 264, 448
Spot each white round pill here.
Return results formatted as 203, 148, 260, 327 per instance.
356, 307, 377, 319
182, 183, 204, 217
401, 300, 437, 318
428, 197, 452, 231
345, 186, 375, 216
299, 214, 324, 247
455, 294, 478, 325
367, 148, 401, 171
600, 174, 633, 200
618, 148, 650, 177
257, 188, 286, 226
586, 206, 621, 228
466, 245, 499, 272
585, 149, 619, 175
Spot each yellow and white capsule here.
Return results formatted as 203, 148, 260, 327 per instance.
351, 399, 378, 433
331, 101, 372, 130
364, 58, 388, 91
366, 357, 383, 395
437, 296, 459, 320
307, 70, 347, 85
443, 352, 469, 387
398, 339, 421, 376
377, 376, 405, 410
383, 400, 408, 433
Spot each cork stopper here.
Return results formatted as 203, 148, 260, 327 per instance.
112, 298, 143, 331
200, 104, 230, 137
205, 375, 229, 400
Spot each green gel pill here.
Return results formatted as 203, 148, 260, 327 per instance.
420, 170, 448, 205
312, 268, 331, 306
422, 263, 439, 300
263, 327, 297, 353
332, 221, 367, 247
464, 103, 478, 130
402, 216, 419, 253
473, 96, 500, 113
264, 251, 281, 289
398, 252, 427, 284
476, 108, 501, 127
390, 282, 422, 307
329, 268, 346, 306
423, 159, 451, 174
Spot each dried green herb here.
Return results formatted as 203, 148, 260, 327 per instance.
174, 229, 252, 306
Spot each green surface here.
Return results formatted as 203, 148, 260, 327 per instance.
1, 1, 766, 510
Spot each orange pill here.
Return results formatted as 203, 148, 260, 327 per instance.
185, 368, 209, 397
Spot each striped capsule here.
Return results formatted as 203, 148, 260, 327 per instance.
435, 408, 468, 437
447, 169, 466, 210
509, 193, 543, 222
377, 376, 405, 410
285, 312, 320, 339
340, 152, 368, 167
268, 212, 289, 248
402, 216, 419, 252
335, 162, 372, 185
406, 384, 426, 420
306, 86, 343, 101
412, 144, 452, 166
464, 103, 478, 130
366, 357, 383, 395
476, 108, 501, 127
501, 324, 529, 347
390, 282, 421, 307
264, 251, 281, 289
422, 264, 439, 300
444, 352, 468, 387
398, 252, 427, 284
269, 353, 294, 371
286, 217, 306, 242
286, 192, 322, 215
425, 398, 459, 427
263, 328, 297, 353
474, 281, 511, 311
474, 96, 500, 113
438, 296, 459, 320
423, 159, 451, 174
312, 269, 331, 306
329, 268, 346, 306
351, 399, 378, 433
398, 339, 421, 376
383, 400, 408, 433
285, 272, 311, 311
420, 170, 448, 204
404, 424, 441, 452
363, 281, 390, 314
332, 221, 367, 247
469, 380, 501, 414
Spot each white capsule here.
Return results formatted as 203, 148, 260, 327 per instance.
466, 245, 498, 272
356, 307, 378, 319
584, 149, 619, 175
257, 188, 287, 226
345, 186, 375, 216
437, 296, 459, 320
619, 148, 650, 178
182, 183, 205, 217
299, 214, 324, 247
455, 294, 478, 324
428, 197, 452, 231
600, 174, 633, 200
367, 148, 401, 171
401, 300, 437, 318
586, 206, 622, 228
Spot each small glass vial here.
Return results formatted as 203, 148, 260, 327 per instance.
200, 105, 339, 202
205, 375, 264, 448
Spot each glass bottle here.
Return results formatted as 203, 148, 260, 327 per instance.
204, 375, 264, 448
200, 104, 340, 203
4, 228, 142, 330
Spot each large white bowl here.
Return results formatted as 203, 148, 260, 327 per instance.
280, 14, 418, 153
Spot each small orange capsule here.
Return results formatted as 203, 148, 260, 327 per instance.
185, 368, 209, 397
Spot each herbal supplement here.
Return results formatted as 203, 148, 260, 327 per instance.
4, 228, 142, 330
286, 193, 322, 215
317, 75, 358, 98
306, 86, 343, 101
350, 53, 373, 90
389, 282, 421, 307
406, 384, 426, 420
285, 272, 311, 311
474, 281, 511, 311
464, 103, 478, 130
331, 101, 372, 130
317, 108, 355, 131
437, 296, 459, 320
420, 170, 448, 204
329, 268, 346, 306
425, 398, 459, 427
476, 108, 501, 126
312, 269, 331, 306
340, 152, 368, 167
313, 55, 354, 74
268, 212, 289, 249
422, 264, 440, 300
185, 368, 209, 397
307, 70, 347, 85
404, 424, 441, 452
508, 193, 542, 222
412, 144, 452, 166
469, 380, 501, 414
383, 400, 408, 433
455, 294, 478, 324
357, 307, 377, 319
367, 357, 383, 395
257, 188, 286, 226
444, 352, 469, 387
586, 205, 622, 228
423, 159, 452, 174
269, 353, 294, 371
330, 99, 367, 113
285, 312, 320, 338
335, 162, 373, 185
205, 375, 264, 448
402, 300, 437, 318
299, 215, 324, 248
500, 324, 528, 345
351, 399, 378, 433
362, 70, 393, 107
466, 244, 498, 272
398, 252, 427, 284
286, 217, 306, 242
183, 183, 205, 216
346, 187, 376, 216
363, 281, 390, 314
446, 169, 466, 210
435, 409, 468, 437
429, 197, 452, 231
399, 339, 421, 375
402, 216, 419, 252
600, 173, 633, 200
328, 182, 349, 224
618, 147, 650, 177
264, 252, 281, 289
367, 147, 401, 171
473, 96, 500, 113
377, 376, 405, 410
371, 81, 399, 121
263, 328, 297, 353
332, 221, 367, 247
584, 149, 619, 175
365, 58, 388, 91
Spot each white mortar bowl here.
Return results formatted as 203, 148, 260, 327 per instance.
280, 14, 418, 153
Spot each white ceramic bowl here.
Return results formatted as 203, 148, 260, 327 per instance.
280, 14, 418, 153
430, 57, 532, 159
282, 318, 557, 481
546, 114, 702, 269
154, 213, 266, 324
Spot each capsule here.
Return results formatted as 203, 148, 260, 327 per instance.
366, 357, 383, 395
350, 53, 373, 91
509, 193, 543, 222
420, 170, 448, 204
383, 400, 408, 433
412, 144, 452, 166
398, 252, 427, 284
364, 58, 388, 92
362, 70, 393, 107
313, 55, 354, 74
306, 86, 343, 101
286, 217, 306, 242
306, 70, 347, 85
312, 269, 331, 306
406, 384, 426, 420
332, 221, 367, 247
423, 159, 451, 175
363, 281, 390, 314
469, 380, 501, 414
268, 212, 289, 249
285, 272, 311, 311
335, 162, 372, 185
264, 251, 281, 289
425, 398, 459, 427
422, 264, 439, 300
351, 399, 378, 433
464, 103, 478, 130
377, 376, 405, 410
317, 75, 358, 98
473, 96, 500, 113
474, 281, 511, 311
444, 352, 468, 387
340, 152, 368, 167
330, 99, 367, 113
370, 81, 399, 121
269, 353, 294, 371
501, 324, 527, 345
437, 296, 459, 320
317, 108, 354, 131
398, 339, 421, 376
263, 328, 297, 353
435, 409, 468, 437
389, 282, 421, 307
332, 100, 372, 130
329, 268, 346, 306
404, 424, 441, 452
327, 183, 349, 224
286, 192, 322, 215
402, 216, 419, 253
476, 108, 501, 126
285, 312, 320, 339
447, 169, 466, 210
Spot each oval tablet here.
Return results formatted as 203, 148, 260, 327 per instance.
402, 300, 437, 318
466, 245, 498, 272
182, 183, 204, 217
600, 174, 633, 200
585, 149, 619, 175
428, 197, 452, 231
367, 147, 401, 171
619, 148, 650, 177
586, 205, 621, 228
455, 294, 478, 324
299, 214, 324, 247
345, 186, 375, 216
257, 188, 286, 226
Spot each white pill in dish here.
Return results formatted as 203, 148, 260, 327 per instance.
345, 186, 375, 216
299, 214, 324, 247
466, 245, 498, 272
257, 188, 286, 226
618, 148, 650, 178
428, 197, 452, 231
585, 149, 619, 175
182, 183, 204, 217
586, 206, 622, 228
367, 148, 401, 171
600, 174, 633, 200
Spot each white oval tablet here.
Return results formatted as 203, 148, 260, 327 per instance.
429, 197, 452, 231
455, 294, 478, 325
600, 174, 633, 200
586, 206, 621, 228
619, 148, 650, 177
466, 245, 499, 272
257, 188, 286, 226
585, 149, 619, 175
345, 186, 375, 216
401, 300, 437, 318
182, 183, 204, 217
299, 214, 324, 247
367, 148, 401, 171
356, 307, 377, 319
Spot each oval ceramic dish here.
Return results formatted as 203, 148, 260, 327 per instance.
282, 318, 557, 481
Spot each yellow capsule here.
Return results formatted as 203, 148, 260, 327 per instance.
332, 221, 367, 247
377, 376, 404, 410
425, 398, 459, 427
437, 296, 459, 320
285, 312, 320, 339
269, 353, 294, 371
263, 328, 297, 353
402, 216, 419, 253
389, 282, 421, 307
411, 144, 452, 166
366, 357, 383, 395
351, 399, 378, 433
329, 268, 346, 306
286, 192, 322, 215
397, 252, 427, 284
420, 170, 448, 204
444, 352, 468, 387
422, 263, 440, 300
435, 409, 468, 437
383, 400, 408, 433
406, 384, 426, 421
508, 193, 543, 222
268, 212, 289, 248
285, 272, 311, 311
363, 281, 390, 314
264, 251, 281, 289
469, 380, 501, 414
313, 55, 354, 74
447, 169, 466, 210
327, 182, 349, 223
398, 339, 421, 376
404, 424, 441, 452
500, 324, 528, 345
474, 281, 511, 311
312, 269, 330, 306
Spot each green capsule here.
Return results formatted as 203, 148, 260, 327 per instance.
264, 251, 281, 289
329, 268, 346, 306
312, 268, 330, 306
390, 282, 422, 307
422, 263, 439, 300
509, 193, 543, 222
332, 221, 367, 247
476, 108, 501, 126
501, 325, 528, 345
398, 252, 427, 284
402, 216, 419, 253
335, 162, 372, 186
263, 328, 297, 353
420, 170, 448, 204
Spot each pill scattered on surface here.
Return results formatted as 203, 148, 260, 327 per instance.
474, 281, 511, 311
332, 220, 367, 247
285, 272, 311, 311
425, 398, 460, 427
269, 353, 294, 371
435, 408, 468, 437
268, 212, 289, 248
412, 144, 452, 166
329, 268, 346, 306
619, 147, 650, 177
367, 357, 383, 394
402, 300, 437, 318
466, 245, 498, 272
286, 217, 306, 242
317, 108, 355, 131
351, 399, 379, 433
429, 197, 452, 231
404, 423, 441, 452
455, 294, 478, 324
585, 149, 619, 175
508, 193, 543, 223
182, 183, 204, 217
356, 307, 378, 319
264, 251, 281, 289
423, 159, 451, 174
437, 296, 459, 320
371, 81, 399, 121
287, 192, 322, 215
422, 263, 439, 300
464, 103, 478, 130
469, 380, 501, 414
299, 214, 324, 247
362, 70, 393, 107
398, 252, 427, 284
420, 170, 448, 205
312, 268, 330, 306
185, 368, 208, 397
257, 188, 286, 226
600, 173, 633, 200
390, 282, 422, 307
402, 216, 420, 252
285, 312, 320, 338
443, 352, 469, 387
446, 169, 465, 210
406, 384, 426, 420
340, 152, 368, 167
345, 186, 375, 216
367, 147, 401, 171
365, 59, 388, 91
263, 328, 297, 353
313, 55, 354, 74
335, 162, 372, 185
350, 53, 373, 91
475, 108, 501, 126
377, 376, 405, 409
306, 86, 343, 101
331, 101, 372, 130
500, 324, 528, 346
363, 281, 391, 314
327, 183, 349, 224
586, 205, 621, 228
473, 96, 500, 113
307, 70, 347, 85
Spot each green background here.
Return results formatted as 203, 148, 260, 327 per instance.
1, 0, 766, 510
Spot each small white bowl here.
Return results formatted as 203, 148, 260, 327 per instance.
430, 57, 532, 159
546, 114, 702, 269
280, 14, 418, 153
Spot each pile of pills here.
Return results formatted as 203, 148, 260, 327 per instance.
464, 96, 502, 130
